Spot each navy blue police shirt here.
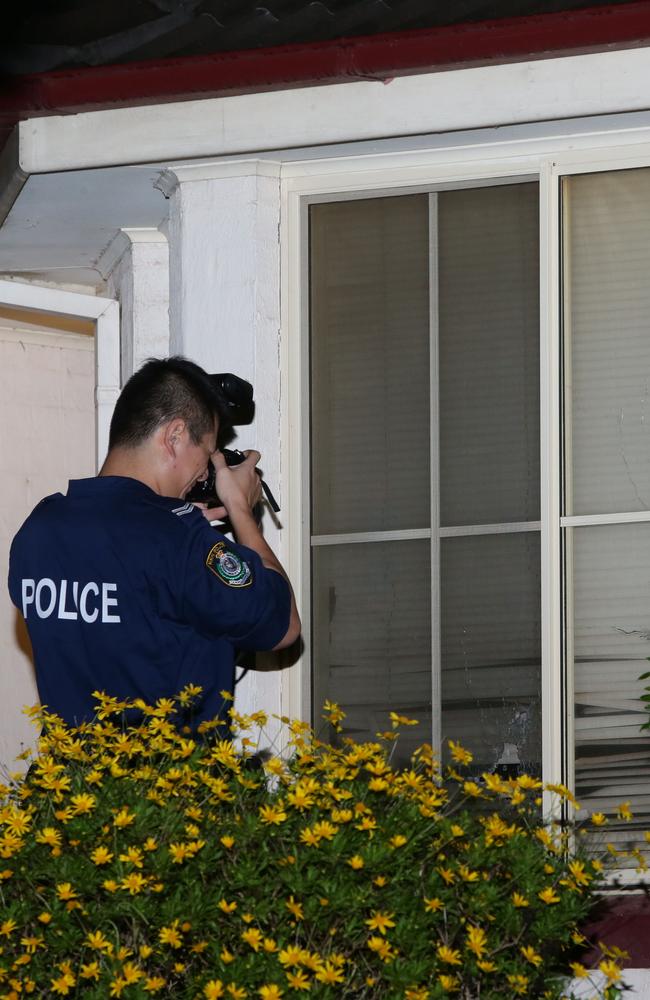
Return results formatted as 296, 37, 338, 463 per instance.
8, 476, 291, 729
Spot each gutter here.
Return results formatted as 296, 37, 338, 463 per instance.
2, 1, 650, 118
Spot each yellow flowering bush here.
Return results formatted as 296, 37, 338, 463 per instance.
0, 690, 641, 999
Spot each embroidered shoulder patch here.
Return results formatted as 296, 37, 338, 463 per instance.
206, 541, 253, 588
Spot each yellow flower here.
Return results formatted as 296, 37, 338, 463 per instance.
220, 948, 235, 964
388, 710, 421, 730
315, 962, 345, 985
405, 988, 430, 1000
599, 959, 623, 984
264, 937, 278, 953
218, 899, 238, 914
438, 974, 459, 992
258, 986, 283, 1000
227, 986, 247, 999
591, 812, 608, 826
466, 926, 487, 958
356, 815, 377, 834
79, 962, 101, 980
299, 827, 320, 847
279, 946, 303, 967
568, 860, 591, 887
113, 808, 135, 828
569, 962, 588, 978
50, 972, 76, 995
367, 935, 396, 961
119, 846, 144, 868
348, 855, 364, 869
463, 781, 482, 797
220, 835, 235, 849
365, 911, 396, 936
389, 834, 408, 848
424, 897, 443, 913
37, 912, 52, 924
242, 928, 263, 952
285, 970, 310, 991
143, 837, 158, 851
55, 882, 78, 901
204, 982, 225, 999
520, 945, 542, 967
110, 977, 127, 997
87, 930, 112, 952
0, 919, 18, 937
90, 845, 113, 865
538, 887, 560, 905
159, 924, 183, 949
482, 814, 517, 844
617, 802, 633, 822
437, 945, 461, 966
512, 892, 529, 908
477, 960, 497, 973
322, 700, 346, 726
122, 963, 144, 984
507, 973, 529, 995
121, 873, 147, 894
448, 740, 473, 765
312, 820, 338, 840
103, 878, 120, 893
285, 896, 304, 920
35, 827, 62, 848
144, 977, 167, 992
70, 793, 96, 814
259, 805, 287, 826
20, 935, 45, 953
169, 842, 191, 863
3, 808, 31, 836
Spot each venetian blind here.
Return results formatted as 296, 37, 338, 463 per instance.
565, 169, 650, 851
310, 196, 432, 762
437, 184, 542, 775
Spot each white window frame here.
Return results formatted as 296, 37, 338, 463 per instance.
0, 279, 120, 469
280, 124, 650, 883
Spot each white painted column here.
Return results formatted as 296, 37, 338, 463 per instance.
160, 161, 286, 726
101, 227, 170, 385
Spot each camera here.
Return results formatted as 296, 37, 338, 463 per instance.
184, 373, 279, 512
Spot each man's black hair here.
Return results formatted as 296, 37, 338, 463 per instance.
108, 356, 226, 450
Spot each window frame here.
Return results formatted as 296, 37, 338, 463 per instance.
280, 124, 650, 884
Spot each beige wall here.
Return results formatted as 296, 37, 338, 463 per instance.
0, 315, 94, 772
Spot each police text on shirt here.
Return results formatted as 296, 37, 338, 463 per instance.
21, 579, 121, 623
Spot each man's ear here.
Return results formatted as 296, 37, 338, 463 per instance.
161, 418, 187, 460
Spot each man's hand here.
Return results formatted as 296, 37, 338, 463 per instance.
214, 450, 263, 513
194, 450, 262, 525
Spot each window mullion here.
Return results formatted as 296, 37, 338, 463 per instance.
429, 191, 441, 756
540, 160, 566, 807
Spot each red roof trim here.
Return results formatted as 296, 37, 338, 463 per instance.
3, 1, 650, 118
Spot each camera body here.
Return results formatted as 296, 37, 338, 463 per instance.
184, 373, 279, 512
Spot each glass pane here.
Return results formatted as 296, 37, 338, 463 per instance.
565, 168, 650, 516
310, 195, 430, 535
572, 523, 650, 856
441, 532, 542, 776
439, 183, 540, 527
312, 539, 431, 766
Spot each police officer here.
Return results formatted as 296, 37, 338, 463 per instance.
8, 356, 300, 730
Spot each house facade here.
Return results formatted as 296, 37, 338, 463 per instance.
3, 2, 650, 980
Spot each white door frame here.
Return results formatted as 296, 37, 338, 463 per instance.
0, 280, 120, 469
